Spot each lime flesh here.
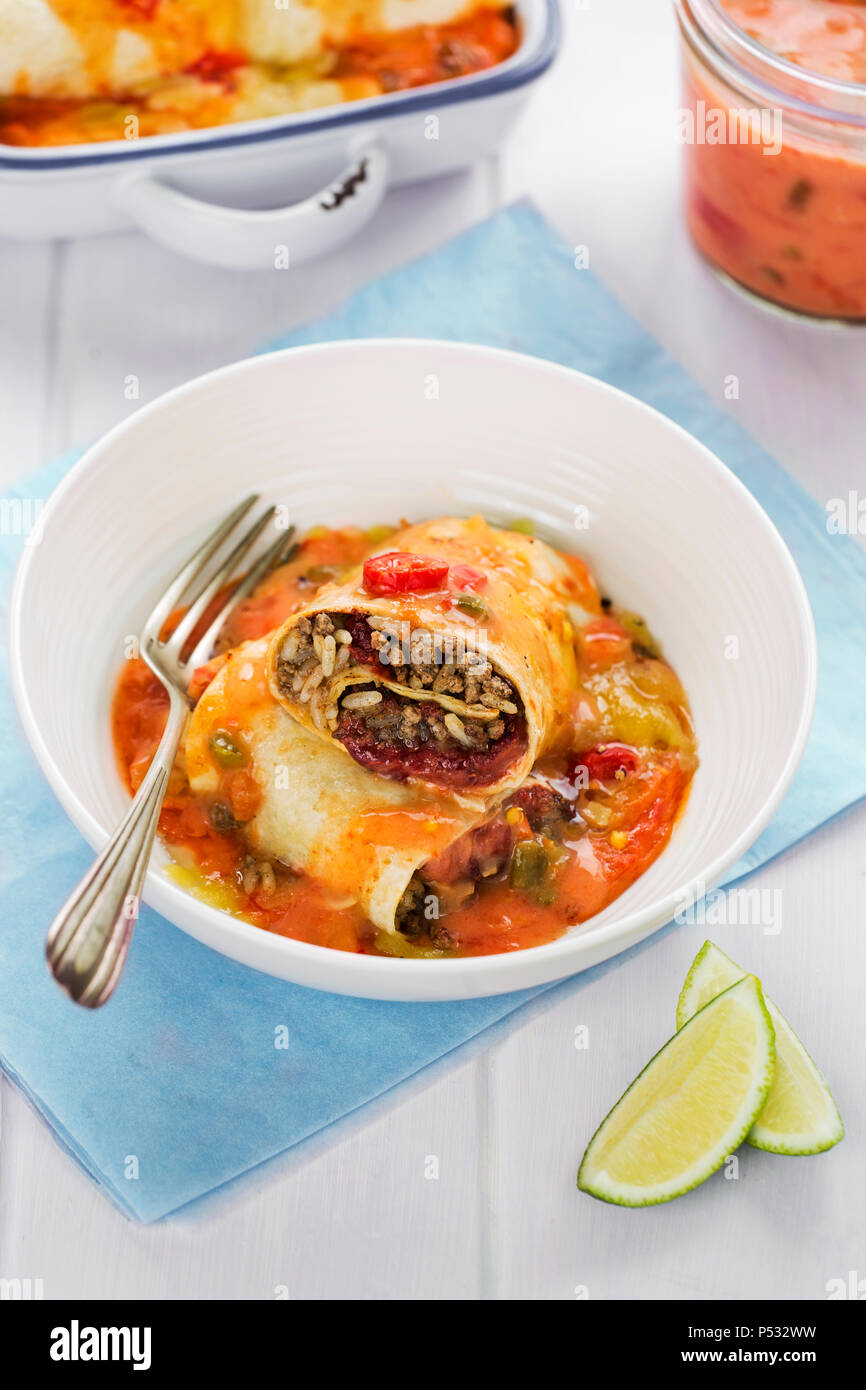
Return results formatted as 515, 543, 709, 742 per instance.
578, 976, 775, 1206
677, 940, 844, 1155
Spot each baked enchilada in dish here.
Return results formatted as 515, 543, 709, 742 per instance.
0, 0, 518, 146
112, 517, 698, 958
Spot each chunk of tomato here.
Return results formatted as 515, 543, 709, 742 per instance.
185, 48, 247, 82
362, 552, 450, 595
572, 742, 640, 782
117, 0, 161, 18
578, 617, 632, 667
449, 563, 487, 592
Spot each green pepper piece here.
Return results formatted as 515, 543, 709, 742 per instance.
304, 564, 341, 585
455, 592, 489, 619
365, 524, 395, 544
509, 840, 550, 890
208, 728, 247, 769
616, 610, 662, 659
787, 178, 813, 210
373, 930, 449, 960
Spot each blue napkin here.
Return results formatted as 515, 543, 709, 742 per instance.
2, 203, 865, 1222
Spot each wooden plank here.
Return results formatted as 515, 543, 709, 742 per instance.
0, 1049, 487, 1299
489, 803, 866, 1299
0, 242, 58, 482
0, 164, 498, 1298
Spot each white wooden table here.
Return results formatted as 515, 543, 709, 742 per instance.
1, 0, 864, 1300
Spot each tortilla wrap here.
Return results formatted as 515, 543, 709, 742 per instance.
184, 638, 499, 934
267, 516, 585, 797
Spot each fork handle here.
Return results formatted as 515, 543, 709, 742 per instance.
45, 692, 189, 1008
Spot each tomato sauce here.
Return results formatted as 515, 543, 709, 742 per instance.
337, 704, 527, 788
112, 524, 382, 951
723, 0, 866, 84
0, 10, 518, 148
682, 0, 866, 318
111, 522, 697, 960
332, 10, 518, 92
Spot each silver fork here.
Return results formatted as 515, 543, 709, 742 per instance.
45, 495, 295, 1009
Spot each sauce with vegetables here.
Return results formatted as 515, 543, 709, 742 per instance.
723, 0, 866, 84
680, 0, 866, 319
0, 8, 518, 147
112, 521, 697, 959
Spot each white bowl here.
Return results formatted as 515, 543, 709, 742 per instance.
9, 340, 816, 1001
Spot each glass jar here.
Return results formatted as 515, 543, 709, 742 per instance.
675, 0, 866, 321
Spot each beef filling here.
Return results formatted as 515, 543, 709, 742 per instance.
396, 816, 515, 942
394, 784, 575, 946
508, 783, 572, 834
338, 706, 526, 787
274, 610, 527, 780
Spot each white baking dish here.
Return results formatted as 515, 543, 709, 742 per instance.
0, 0, 559, 269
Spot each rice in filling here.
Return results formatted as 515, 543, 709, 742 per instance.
273, 611, 525, 771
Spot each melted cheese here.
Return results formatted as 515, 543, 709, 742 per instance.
0, 0, 87, 98
0, 0, 234, 97
240, 0, 482, 64
0, 0, 493, 96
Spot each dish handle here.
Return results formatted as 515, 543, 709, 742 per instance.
115, 143, 389, 270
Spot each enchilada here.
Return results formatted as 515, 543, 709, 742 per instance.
111, 517, 698, 959
0, 0, 518, 146
267, 515, 587, 796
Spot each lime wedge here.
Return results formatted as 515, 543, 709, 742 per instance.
578, 976, 775, 1206
677, 940, 843, 1155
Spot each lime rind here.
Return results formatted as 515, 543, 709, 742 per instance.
577, 976, 775, 1207
747, 1006, 844, 1154
676, 937, 730, 1031
677, 940, 844, 1156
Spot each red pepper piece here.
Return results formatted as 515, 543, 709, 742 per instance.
185, 49, 247, 82
571, 743, 640, 782
449, 563, 487, 592
362, 552, 450, 595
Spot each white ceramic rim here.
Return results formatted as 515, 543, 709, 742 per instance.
8, 340, 818, 997
0, 0, 559, 171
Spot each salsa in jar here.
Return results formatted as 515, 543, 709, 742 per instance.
677, 0, 866, 320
